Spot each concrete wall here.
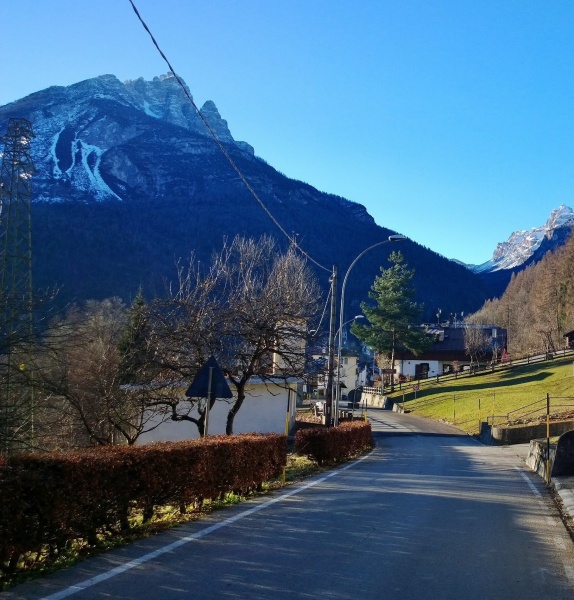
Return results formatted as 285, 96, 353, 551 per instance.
526, 431, 574, 479
491, 420, 574, 445
525, 439, 555, 481
358, 388, 394, 409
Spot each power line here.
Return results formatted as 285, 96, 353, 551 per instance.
127, 0, 331, 274
311, 279, 333, 337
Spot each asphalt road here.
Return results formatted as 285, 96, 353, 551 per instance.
3, 409, 574, 600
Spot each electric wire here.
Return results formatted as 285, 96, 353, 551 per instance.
310, 280, 332, 337
127, 0, 331, 274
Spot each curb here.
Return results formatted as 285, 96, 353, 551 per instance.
552, 477, 574, 521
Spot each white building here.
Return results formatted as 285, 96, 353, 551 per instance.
137, 377, 302, 443
309, 350, 359, 399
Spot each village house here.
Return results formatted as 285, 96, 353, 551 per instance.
563, 330, 574, 349
397, 323, 508, 380
307, 349, 360, 399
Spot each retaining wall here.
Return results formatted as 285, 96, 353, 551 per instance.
362, 390, 392, 409
491, 420, 574, 445
526, 439, 555, 481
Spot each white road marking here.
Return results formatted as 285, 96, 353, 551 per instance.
40, 454, 370, 600
517, 469, 542, 497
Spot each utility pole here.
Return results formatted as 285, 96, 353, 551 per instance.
324, 265, 337, 427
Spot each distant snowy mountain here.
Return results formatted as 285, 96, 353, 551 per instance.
469, 205, 574, 274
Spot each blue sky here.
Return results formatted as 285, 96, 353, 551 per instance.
2, 0, 574, 265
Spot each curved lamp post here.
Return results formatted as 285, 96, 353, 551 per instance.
334, 234, 407, 425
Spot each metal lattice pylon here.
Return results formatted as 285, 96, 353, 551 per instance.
0, 118, 35, 452
0, 118, 34, 318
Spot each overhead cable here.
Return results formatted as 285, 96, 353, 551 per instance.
310, 280, 333, 336
127, 0, 331, 274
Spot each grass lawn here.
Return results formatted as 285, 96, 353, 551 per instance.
387, 355, 574, 435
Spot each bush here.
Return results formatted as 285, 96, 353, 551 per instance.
0, 433, 286, 578
294, 421, 372, 465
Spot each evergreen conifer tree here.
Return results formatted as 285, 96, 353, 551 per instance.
118, 289, 150, 385
351, 251, 431, 391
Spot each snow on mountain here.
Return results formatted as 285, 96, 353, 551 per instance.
0, 73, 254, 203
0, 72, 494, 316
469, 205, 574, 273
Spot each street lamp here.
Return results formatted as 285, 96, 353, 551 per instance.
335, 234, 407, 425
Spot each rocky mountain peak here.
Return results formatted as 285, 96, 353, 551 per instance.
0, 74, 257, 202
124, 73, 202, 132
199, 100, 233, 141
470, 205, 574, 274
545, 204, 574, 233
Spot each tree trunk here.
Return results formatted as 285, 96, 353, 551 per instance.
226, 387, 246, 435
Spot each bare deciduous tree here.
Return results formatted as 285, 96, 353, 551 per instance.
27, 237, 321, 445
463, 322, 492, 369
216, 237, 321, 434
148, 236, 321, 436
142, 255, 227, 437
33, 298, 168, 447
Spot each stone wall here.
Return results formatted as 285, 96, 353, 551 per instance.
525, 439, 555, 481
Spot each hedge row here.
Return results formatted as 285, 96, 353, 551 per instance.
294, 421, 372, 465
0, 433, 286, 575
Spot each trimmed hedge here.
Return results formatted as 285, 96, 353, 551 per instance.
0, 433, 286, 576
294, 421, 372, 465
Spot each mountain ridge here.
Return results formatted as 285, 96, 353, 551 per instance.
468, 205, 574, 273
0, 74, 493, 321
464, 205, 574, 298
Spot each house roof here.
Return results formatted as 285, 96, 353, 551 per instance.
340, 348, 358, 357
400, 325, 507, 361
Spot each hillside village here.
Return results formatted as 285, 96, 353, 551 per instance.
3, 4, 574, 595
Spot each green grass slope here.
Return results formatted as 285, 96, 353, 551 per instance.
388, 355, 574, 435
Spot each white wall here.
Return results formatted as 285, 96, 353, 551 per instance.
339, 355, 358, 393
400, 359, 442, 379
138, 380, 298, 444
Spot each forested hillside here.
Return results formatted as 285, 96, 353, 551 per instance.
470, 232, 574, 355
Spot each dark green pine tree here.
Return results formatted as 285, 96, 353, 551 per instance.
351, 251, 431, 391
118, 288, 151, 385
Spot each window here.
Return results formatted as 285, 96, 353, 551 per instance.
415, 363, 429, 379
